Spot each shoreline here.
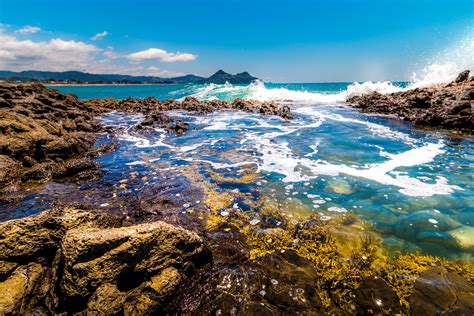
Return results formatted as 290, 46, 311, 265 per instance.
0, 82, 473, 314
45, 82, 178, 87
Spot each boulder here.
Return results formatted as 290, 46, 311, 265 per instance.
455, 70, 470, 83
409, 266, 474, 315
348, 71, 473, 132
0, 208, 209, 314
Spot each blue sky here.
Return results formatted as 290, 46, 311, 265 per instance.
0, 0, 472, 82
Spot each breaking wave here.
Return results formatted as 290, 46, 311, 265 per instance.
189, 32, 472, 104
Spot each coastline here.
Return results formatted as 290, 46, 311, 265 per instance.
45, 82, 177, 87
1, 81, 473, 314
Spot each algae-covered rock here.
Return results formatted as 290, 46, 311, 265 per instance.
0, 263, 45, 314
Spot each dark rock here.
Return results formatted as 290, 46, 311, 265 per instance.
455, 70, 470, 83
0, 83, 101, 187
353, 276, 401, 315
409, 266, 474, 315
348, 74, 473, 132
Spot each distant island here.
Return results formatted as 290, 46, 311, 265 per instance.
0, 69, 258, 85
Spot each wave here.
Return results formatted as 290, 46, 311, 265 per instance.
187, 32, 472, 104
188, 80, 406, 104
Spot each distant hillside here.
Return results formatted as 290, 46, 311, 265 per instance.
204, 70, 258, 84
0, 70, 258, 84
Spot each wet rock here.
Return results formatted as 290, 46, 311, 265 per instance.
448, 226, 474, 250
410, 266, 474, 315
134, 112, 190, 135
455, 70, 470, 83
83, 94, 293, 120
0, 208, 209, 314
353, 276, 401, 315
348, 71, 473, 132
0, 155, 22, 187
0, 83, 101, 188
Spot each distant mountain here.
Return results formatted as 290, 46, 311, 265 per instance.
204, 70, 258, 84
0, 70, 258, 84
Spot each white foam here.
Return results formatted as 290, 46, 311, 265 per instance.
119, 133, 172, 148
246, 128, 462, 196
185, 32, 472, 104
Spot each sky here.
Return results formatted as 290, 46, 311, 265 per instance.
0, 0, 472, 82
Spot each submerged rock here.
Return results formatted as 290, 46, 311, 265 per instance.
410, 267, 474, 315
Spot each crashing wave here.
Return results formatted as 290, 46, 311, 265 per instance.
188, 32, 472, 104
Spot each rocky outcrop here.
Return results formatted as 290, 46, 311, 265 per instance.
347, 71, 473, 131
409, 266, 474, 315
0, 83, 293, 193
0, 208, 209, 314
84, 95, 293, 120
133, 112, 190, 134
0, 84, 102, 190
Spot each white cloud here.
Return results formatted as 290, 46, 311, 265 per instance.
91, 31, 108, 41
0, 32, 100, 71
15, 26, 41, 34
103, 46, 121, 59
127, 48, 197, 62
0, 29, 187, 78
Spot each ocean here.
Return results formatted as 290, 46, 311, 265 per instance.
39, 80, 474, 261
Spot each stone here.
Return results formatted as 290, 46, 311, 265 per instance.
60, 221, 205, 302
353, 276, 401, 314
348, 73, 473, 132
0, 208, 209, 314
0, 263, 44, 314
410, 266, 474, 315
448, 225, 474, 250
455, 70, 470, 83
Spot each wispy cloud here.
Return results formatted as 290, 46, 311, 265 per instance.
91, 31, 108, 41
15, 25, 41, 34
127, 48, 197, 62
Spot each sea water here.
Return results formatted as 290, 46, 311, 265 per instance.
42, 79, 474, 261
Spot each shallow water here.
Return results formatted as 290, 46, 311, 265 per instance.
7, 83, 474, 261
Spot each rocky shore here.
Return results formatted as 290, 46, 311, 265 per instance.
0, 83, 292, 194
1, 83, 473, 314
348, 70, 473, 132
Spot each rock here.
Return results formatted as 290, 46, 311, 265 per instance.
455, 70, 470, 83
0, 263, 45, 314
0, 155, 22, 187
60, 221, 204, 300
0, 83, 100, 187
86, 283, 126, 314
0, 208, 209, 314
410, 267, 474, 315
448, 225, 474, 250
134, 112, 190, 135
348, 74, 473, 132
353, 276, 401, 315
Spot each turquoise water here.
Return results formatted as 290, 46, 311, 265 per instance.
50, 81, 408, 101
45, 83, 474, 260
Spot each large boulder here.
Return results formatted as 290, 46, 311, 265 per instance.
0, 208, 209, 314
0, 84, 101, 188
347, 71, 473, 132
410, 266, 474, 315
